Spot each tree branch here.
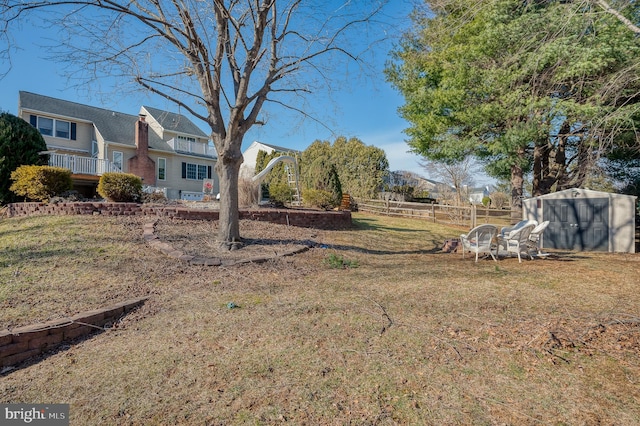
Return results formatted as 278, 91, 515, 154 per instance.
593, 0, 640, 35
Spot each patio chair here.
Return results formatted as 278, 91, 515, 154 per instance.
460, 224, 499, 262
497, 223, 536, 263
500, 219, 538, 238
526, 220, 550, 256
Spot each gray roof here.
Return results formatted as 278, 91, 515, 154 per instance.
142, 106, 208, 138
18, 91, 207, 153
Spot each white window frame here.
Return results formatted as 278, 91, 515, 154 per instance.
197, 164, 207, 180
37, 117, 54, 136
36, 116, 72, 139
158, 157, 167, 181
55, 120, 70, 139
186, 163, 197, 180
113, 151, 123, 171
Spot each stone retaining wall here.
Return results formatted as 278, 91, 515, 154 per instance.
5, 202, 352, 230
0, 297, 148, 368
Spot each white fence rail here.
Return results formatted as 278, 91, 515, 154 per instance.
355, 198, 514, 229
167, 138, 216, 157
48, 153, 122, 175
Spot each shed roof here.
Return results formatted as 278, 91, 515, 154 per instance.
524, 188, 636, 201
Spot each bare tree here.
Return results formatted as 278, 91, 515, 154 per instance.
1, 0, 389, 249
419, 157, 476, 206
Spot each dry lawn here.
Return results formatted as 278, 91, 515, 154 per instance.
1, 212, 639, 425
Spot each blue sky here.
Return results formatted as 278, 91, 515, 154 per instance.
0, 0, 479, 183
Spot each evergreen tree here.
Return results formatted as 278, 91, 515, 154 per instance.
386, 0, 640, 210
0, 112, 48, 204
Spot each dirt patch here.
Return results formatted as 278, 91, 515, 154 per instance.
153, 218, 325, 262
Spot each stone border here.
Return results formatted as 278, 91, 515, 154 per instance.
0, 297, 149, 369
5, 202, 352, 230
143, 221, 310, 266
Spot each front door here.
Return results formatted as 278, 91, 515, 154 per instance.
543, 198, 609, 251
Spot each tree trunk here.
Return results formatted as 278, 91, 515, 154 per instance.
215, 143, 244, 250
532, 143, 542, 196
510, 147, 525, 222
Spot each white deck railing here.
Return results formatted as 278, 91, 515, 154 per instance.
48, 153, 122, 175
167, 138, 216, 157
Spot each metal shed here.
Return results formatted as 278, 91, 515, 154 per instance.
522, 189, 637, 253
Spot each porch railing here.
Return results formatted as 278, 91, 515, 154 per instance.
48, 153, 122, 176
167, 138, 216, 157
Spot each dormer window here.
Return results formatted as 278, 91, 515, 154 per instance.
29, 114, 76, 140
38, 117, 53, 136
56, 120, 70, 138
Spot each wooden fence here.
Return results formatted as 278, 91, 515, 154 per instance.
354, 198, 514, 229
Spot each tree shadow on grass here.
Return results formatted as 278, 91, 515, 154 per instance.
350, 217, 436, 233
317, 240, 445, 256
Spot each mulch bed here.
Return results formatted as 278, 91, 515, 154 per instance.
153, 218, 324, 262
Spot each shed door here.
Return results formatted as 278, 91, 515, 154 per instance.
543, 198, 609, 251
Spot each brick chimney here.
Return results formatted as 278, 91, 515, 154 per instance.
128, 114, 156, 185
135, 114, 149, 154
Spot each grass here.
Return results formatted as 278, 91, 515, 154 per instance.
1, 212, 639, 425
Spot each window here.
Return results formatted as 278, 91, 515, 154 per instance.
182, 162, 212, 180
197, 165, 207, 180
177, 135, 196, 143
56, 120, 70, 138
158, 158, 166, 181
29, 115, 76, 140
113, 151, 123, 171
186, 163, 197, 180
38, 117, 53, 136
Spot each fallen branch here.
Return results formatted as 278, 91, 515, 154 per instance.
366, 298, 394, 335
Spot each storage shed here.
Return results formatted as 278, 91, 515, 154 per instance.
522, 188, 637, 253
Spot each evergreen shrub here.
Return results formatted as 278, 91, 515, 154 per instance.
267, 181, 294, 207
0, 112, 48, 204
301, 188, 336, 210
10, 165, 73, 202
98, 172, 143, 202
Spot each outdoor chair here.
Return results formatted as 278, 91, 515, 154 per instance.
460, 224, 499, 262
526, 220, 550, 256
497, 223, 536, 263
500, 219, 538, 238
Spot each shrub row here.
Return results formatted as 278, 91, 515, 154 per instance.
9, 166, 142, 203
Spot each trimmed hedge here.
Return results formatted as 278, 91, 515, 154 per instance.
97, 173, 143, 202
9, 165, 73, 202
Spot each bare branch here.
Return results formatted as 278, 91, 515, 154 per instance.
592, 0, 640, 35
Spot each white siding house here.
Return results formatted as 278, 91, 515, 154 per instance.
18, 91, 218, 199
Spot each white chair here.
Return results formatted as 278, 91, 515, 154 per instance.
460, 224, 498, 262
527, 220, 550, 256
497, 223, 536, 263
500, 219, 538, 238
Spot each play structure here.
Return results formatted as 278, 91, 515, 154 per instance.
251, 155, 301, 206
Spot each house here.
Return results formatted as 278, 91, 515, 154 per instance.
240, 141, 300, 179
18, 91, 218, 200
522, 188, 637, 253
467, 186, 492, 205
